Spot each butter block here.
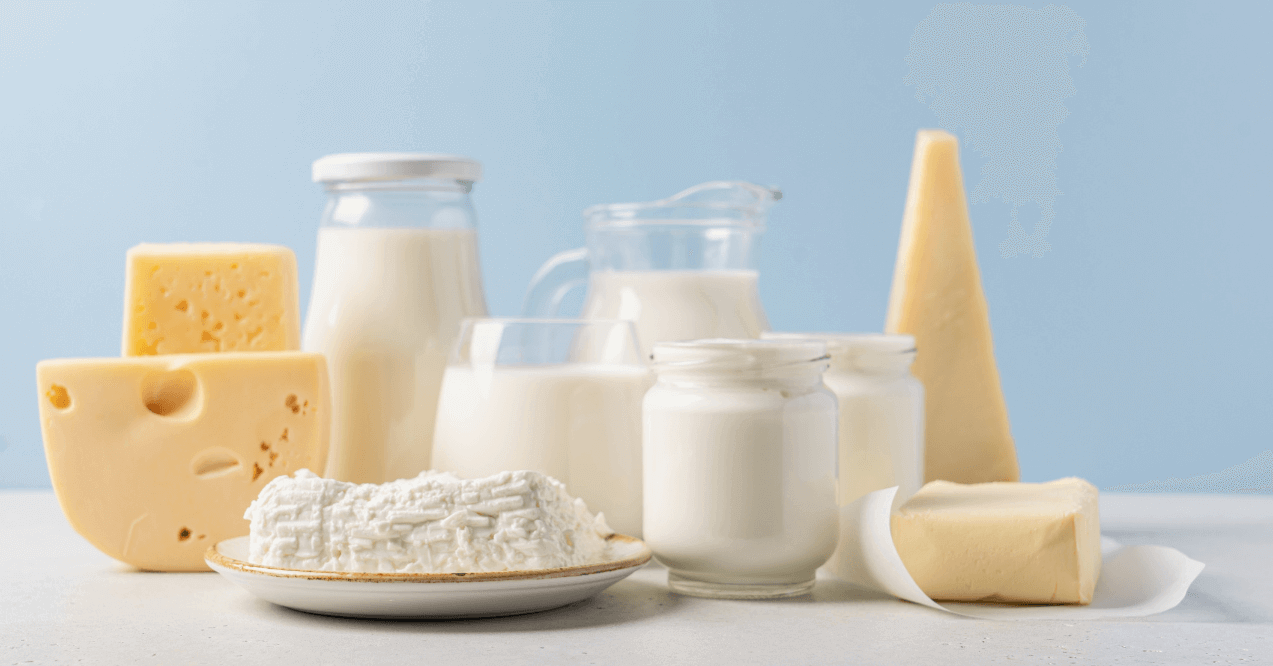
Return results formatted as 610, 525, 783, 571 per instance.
891, 478, 1101, 604
37, 353, 329, 571
885, 130, 1019, 483
123, 243, 300, 355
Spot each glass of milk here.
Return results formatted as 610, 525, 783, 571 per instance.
643, 339, 840, 599
764, 332, 924, 509
522, 181, 780, 356
430, 318, 650, 538
304, 153, 489, 485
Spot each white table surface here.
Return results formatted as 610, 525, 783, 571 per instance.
3, 491, 1271, 665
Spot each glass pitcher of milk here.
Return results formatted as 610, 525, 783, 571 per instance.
522, 181, 780, 355
304, 153, 489, 484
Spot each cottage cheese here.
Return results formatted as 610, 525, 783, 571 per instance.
245, 469, 613, 573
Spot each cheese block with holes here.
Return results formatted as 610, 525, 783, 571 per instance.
36, 352, 328, 571
123, 243, 300, 356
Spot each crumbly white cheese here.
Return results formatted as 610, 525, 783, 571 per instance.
245, 469, 614, 573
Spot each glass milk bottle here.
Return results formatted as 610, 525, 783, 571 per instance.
767, 333, 924, 508
643, 339, 839, 599
523, 182, 779, 355
304, 153, 489, 484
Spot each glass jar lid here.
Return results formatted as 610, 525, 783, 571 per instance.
312, 153, 483, 184
762, 332, 916, 372
651, 339, 828, 376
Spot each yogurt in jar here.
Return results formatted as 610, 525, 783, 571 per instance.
764, 332, 924, 509
642, 339, 839, 599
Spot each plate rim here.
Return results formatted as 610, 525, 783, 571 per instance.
206, 533, 651, 584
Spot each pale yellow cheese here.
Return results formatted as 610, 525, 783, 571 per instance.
123, 243, 300, 356
891, 478, 1101, 604
36, 353, 328, 571
885, 130, 1019, 483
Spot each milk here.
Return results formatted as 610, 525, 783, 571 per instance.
430, 364, 651, 537
581, 270, 768, 354
303, 227, 487, 484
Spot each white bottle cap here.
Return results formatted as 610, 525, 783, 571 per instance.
312, 153, 483, 184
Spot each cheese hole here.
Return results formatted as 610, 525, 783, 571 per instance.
191, 448, 242, 478
47, 384, 71, 410
174, 300, 188, 312
141, 369, 200, 417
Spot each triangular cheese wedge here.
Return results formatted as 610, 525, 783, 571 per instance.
885, 130, 1020, 483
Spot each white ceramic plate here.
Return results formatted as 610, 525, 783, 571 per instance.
206, 534, 652, 619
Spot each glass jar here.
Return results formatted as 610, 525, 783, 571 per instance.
643, 339, 839, 599
303, 153, 489, 484
766, 333, 923, 508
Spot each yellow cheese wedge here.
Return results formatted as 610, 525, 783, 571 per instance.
36, 353, 328, 571
892, 478, 1101, 604
885, 130, 1019, 483
123, 243, 301, 356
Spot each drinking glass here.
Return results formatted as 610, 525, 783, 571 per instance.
431, 318, 650, 537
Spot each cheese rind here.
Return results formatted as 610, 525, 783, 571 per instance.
885, 130, 1019, 483
37, 353, 329, 571
891, 478, 1101, 604
123, 243, 300, 356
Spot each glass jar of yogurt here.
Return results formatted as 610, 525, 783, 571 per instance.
643, 339, 839, 599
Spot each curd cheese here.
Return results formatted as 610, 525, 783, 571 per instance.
245, 469, 613, 573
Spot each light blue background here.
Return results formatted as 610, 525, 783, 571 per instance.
1, 1, 1268, 490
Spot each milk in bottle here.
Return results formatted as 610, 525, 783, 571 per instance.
304, 154, 488, 483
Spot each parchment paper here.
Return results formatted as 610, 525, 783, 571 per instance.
823, 487, 1206, 619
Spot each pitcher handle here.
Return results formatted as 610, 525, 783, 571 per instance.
522, 247, 590, 317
